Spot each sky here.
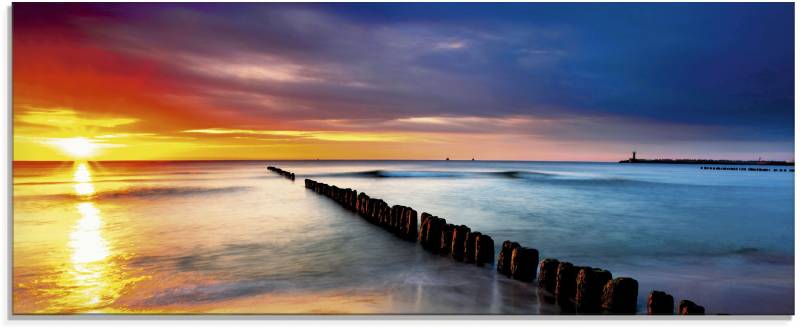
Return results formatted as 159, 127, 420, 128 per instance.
12, 3, 795, 161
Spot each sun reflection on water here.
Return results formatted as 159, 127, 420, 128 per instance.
73, 163, 91, 183
40, 162, 142, 312
73, 163, 95, 196
71, 203, 109, 264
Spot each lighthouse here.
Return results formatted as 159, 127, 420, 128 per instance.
632, 151, 637, 161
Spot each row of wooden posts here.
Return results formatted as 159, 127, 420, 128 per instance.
267, 166, 296, 180
269, 167, 705, 315
700, 166, 793, 172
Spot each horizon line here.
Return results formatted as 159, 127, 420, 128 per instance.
11, 159, 623, 163
11, 158, 796, 164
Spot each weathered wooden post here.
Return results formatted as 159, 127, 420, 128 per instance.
371, 199, 380, 223
401, 208, 418, 241
356, 192, 367, 216
647, 290, 674, 315
538, 258, 560, 294
678, 300, 705, 315
419, 213, 431, 244
601, 277, 638, 314
390, 205, 403, 233
424, 216, 445, 253
378, 202, 390, 227
510, 246, 539, 282
349, 189, 357, 210
464, 232, 480, 264
496, 240, 520, 276
475, 234, 495, 267
575, 267, 612, 313
555, 261, 579, 308
451, 225, 471, 261
440, 223, 455, 256
397, 206, 409, 236
369, 198, 381, 223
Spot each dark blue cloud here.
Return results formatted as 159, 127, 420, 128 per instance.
326, 3, 794, 132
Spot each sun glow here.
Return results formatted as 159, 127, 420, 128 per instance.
51, 137, 98, 158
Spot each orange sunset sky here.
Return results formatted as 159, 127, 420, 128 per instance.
12, 3, 794, 162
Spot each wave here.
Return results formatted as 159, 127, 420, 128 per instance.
143, 279, 292, 306
567, 246, 793, 265
309, 170, 475, 178
488, 170, 555, 179
310, 169, 560, 179
309, 169, 595, 180
96, 186, 251, 199
730, 247, 793, 265
307, 169, 661, 186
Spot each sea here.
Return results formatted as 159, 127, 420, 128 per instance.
11, 160, 795, 314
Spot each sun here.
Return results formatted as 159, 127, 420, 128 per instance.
52, 137, 97, 158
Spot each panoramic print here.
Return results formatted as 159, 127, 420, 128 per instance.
12, 3, 794, 315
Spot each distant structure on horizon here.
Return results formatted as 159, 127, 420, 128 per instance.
620, 151, 794, 166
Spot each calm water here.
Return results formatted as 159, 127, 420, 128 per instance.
12, 160, 794, 314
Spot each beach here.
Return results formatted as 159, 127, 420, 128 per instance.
12, 160, 794, 314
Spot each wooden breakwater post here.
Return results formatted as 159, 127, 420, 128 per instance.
647, 290, 674, 314
276, 168, 706, 315
554, 261, 579, 311
575, 267, 613, 313
389, 205, 418, 241
420, 217, 495, 267
510, 246, 539, 282
679, 300, 705, 315
475, 234, 495, 266
304, 178, 418, 242
439, 223, 454, 256
451, 225, 471, 261
537, 258, 560, 302
496, 240, 539, 283
532, 260, 638, 314
267, 166, 296, 180
419, 213, 445, 253
463, 232, 481, 264
304, 176, 497, 268
601, 277, 639, 314
497, 240, 519, 277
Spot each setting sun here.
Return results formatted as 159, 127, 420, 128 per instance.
51, 137, 97, 158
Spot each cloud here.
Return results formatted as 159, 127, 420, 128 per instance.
183, 128, 421, 143
434, 41, 466, 50
16, 107, 138, 128
78, 5, 561, 122
12, 3, 794, 161
76, 4, 790, 138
